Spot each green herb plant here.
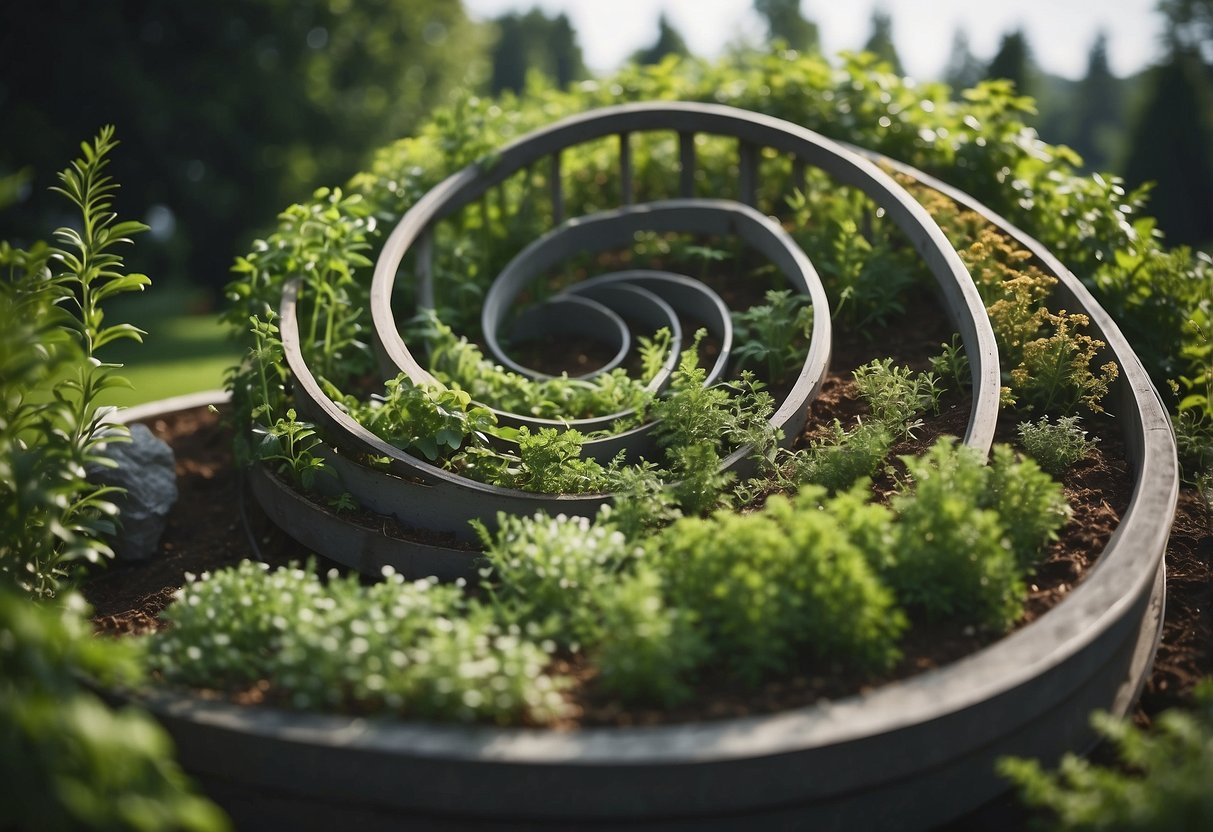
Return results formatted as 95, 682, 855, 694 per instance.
930, 335, 970, 390
999, 679, 1213, 830
786, 184, 917, 331
0, 126, 148, 597
1017, 415, 1098, 477
149, 560, 566, 726
0, 587, 228, 831
887, 439, 1068, 630
731, 289, 814, 384
852, 357, 943, 437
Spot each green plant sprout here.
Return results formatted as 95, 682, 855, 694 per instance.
1017, 415, 1099, 477
732, 289, 814, 383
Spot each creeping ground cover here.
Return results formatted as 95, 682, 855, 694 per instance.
130, 46, 1191, 728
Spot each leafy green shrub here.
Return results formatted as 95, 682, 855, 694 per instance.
668, 440, 735, 516
774, 420, 895, 495
1017, 415, 1099, 477
653, 486, 906, 683
1, 588, 228, 832
887, 439, 1067, 630
592, 567, 705, 707
475, 511, 639, 647
346, 374, 498, 463
509, 427, 611, 494
785, 185, 917, 330
603, 462, 682, 539
889, 442, 1021, 629
651, 332, 735, 450
225, 187, 375, 381
474, 510, 702, 706
999, 680, 1213, 830
148, 561, 566, 725
985, 444, 1071, 569
1, 127, 149, 597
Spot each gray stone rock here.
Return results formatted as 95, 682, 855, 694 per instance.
87, 423, 178, 560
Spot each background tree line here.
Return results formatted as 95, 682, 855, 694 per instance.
2, 0, 1209, 301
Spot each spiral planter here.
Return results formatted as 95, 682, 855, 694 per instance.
126, 103, 1175, 830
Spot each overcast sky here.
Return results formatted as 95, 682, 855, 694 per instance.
464, 0, 1167, 81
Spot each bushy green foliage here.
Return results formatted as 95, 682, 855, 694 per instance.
1017, 415, 1099, 477
1, 128, 148, 597
593, 567, 704, 707
888, 442, 1021, 628
653, 485, 906, 683
985, 445, 1073, 569
799, 420, 896, 494
604, 462, 682, 539
226, 188, 375, 371
887, 439, 1067, 630
852, 358, 943, 436
653, 336, 779, 468
347, 375, 498, 464
1000, 680, 1213, 830
224, 188, 377, 469
476, 511, 639, 646
474, 509, 700, 706
149, 561, 565, 725
667, 441, 735, 515
508, 427, 611, 495
1, 588, 228, 831
651, 332, 735, 450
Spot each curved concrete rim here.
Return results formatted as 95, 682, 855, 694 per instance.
370, 101, 1000, 455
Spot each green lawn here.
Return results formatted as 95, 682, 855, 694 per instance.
95, 284, 241, 408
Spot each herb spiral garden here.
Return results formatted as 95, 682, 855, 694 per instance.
79, 57, 1189, 830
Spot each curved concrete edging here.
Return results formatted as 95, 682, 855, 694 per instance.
370, 102, 1001, 455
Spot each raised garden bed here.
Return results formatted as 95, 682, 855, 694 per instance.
88, 103, 1179, 830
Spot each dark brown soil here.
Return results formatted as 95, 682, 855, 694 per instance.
1137, 488, 1213, 721
84, 406, 299, 631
